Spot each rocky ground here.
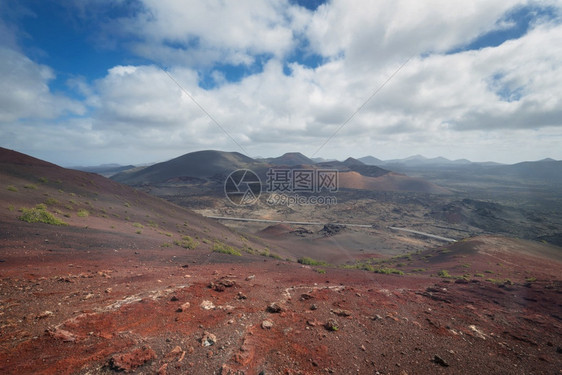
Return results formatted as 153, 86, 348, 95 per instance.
1, 224, 561, 374
1, 149, 561, 374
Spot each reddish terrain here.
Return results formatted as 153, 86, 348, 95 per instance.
1, 148, 561, 374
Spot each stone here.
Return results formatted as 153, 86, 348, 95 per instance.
261, 319, 274, 329
432, 355, 449, 367
201, 331, 217, 347
266, 303, 283, 313
109, 346, 156, 372
176, 302, 190, 312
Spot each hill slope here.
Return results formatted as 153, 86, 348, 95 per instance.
112, 150, 265, 185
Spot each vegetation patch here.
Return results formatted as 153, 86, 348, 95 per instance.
19, 206, 67, 226
437, 270, 452, 278
24, 184, 37, 190
44, 198, 59, 206
7, 185, 18, 192
77, 209, 89, 217
374, 267, 404, 275
132, 222, 144, 229
297, 257, 327, 266
212, 241, 241, 256
174, 235, 199, 250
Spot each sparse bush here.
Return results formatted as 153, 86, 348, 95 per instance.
39, 177, 48, 183
437, 270, 451, 278
8, 205, 15, 212
19, 206, 67, 226
297, 257, 327, 266
316, 268, 326, 274
212, 241, 240, 256
161, 242, 172, 248
124, 202, 131, 207
411, 268, 426, 272
374, 267, 404, 275
77, 209, 89, 217
24, 184, 37, 190
44, 198, 59, 206
175, 235, 199, 250
525, 276, 537, 282
136, 230, 142, 235
7, 185, 18, 192
132, 222, 144, 229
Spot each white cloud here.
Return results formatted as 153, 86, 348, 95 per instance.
0, 47, 85, 122
115, 0, 302, 67
2, 0, 562, 165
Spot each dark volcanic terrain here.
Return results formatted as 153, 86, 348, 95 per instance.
1, 148, 561, 374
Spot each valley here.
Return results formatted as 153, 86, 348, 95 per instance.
0, 147, 561, 374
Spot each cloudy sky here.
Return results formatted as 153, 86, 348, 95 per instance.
1, 0, 561, 166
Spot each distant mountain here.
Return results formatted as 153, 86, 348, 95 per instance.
267, 152, 314, 166
112, 150, 450, 194
73, 164, 136, 177
112, 150, 265, 184
342, 157, 364, 167
311, 157, 336, 163
358, 156, 383, 165
496, 159, 562, 183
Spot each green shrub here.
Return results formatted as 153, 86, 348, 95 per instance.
315, 268, 326, 274
24, 184, 37, 190
212, 241, 240, 256
161, 242, 172, 248
174, 235, 199, 250
39, 177, 48, 183
297, 257, 327, 266
525, 276, 537, 282
77, 209, 89, 217
374, 267, 404, 275
7, 185, 18, 192
474, 273, 484, 277
132, 222, 144, 229
437, 270, 451, 278
135, 230, 142, 235
44, 198, 59, 206
19, 207, 67, 226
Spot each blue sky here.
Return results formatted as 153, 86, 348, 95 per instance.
1, 0, 561, 166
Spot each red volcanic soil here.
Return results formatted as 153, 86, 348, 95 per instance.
338, 171, 450, 194
1, 148, 561, 374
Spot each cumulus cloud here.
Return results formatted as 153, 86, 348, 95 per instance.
2, 0, 562, 164
0, 47, 85, 122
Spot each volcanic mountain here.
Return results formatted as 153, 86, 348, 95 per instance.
113, 150, 449, 194
265, 152, 315, 166
112, 150, 266, 185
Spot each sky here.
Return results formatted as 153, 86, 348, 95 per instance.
1, 0, 561, 166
